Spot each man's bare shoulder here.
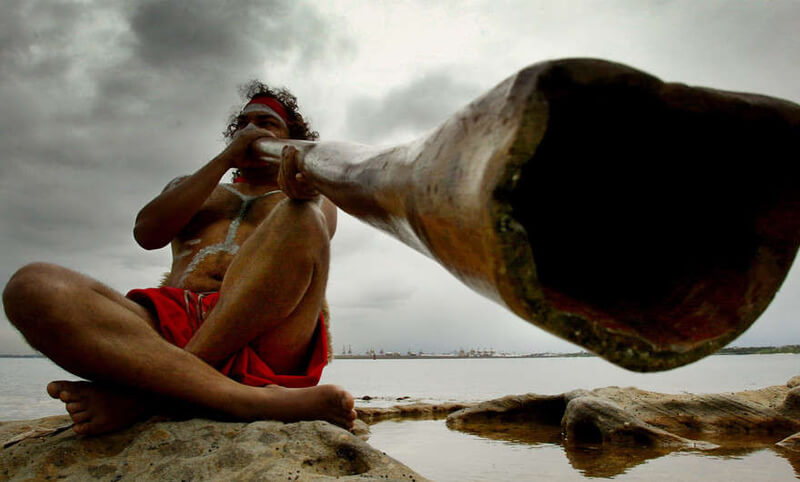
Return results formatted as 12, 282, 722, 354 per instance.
162, 175, 190, 192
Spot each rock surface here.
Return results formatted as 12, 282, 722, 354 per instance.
562, 395, 716, 449
0, 416, 427, 481
5, 379, 800, 480
448, 382, 800, 443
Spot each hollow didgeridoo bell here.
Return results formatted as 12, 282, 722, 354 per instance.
254, 58, 800, 371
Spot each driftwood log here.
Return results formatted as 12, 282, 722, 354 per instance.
254, 58, 800, 372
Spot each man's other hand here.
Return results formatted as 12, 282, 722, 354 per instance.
278, 146, 319, 200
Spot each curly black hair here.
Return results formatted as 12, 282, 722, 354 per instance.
224, 81, 319, 142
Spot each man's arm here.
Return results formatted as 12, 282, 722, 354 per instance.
134, 128, 276, 250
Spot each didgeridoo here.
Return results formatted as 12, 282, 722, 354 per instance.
254, 58, 800, 371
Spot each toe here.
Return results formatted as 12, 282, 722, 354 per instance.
59, 391, 81, 403
330, 411, 356, 430
66, 401, 86, 413
337, 417, 355, 430
73, 423, 89, 435
47, 381, 65, 399
340, 392, 355, 411
70, 411, 91, 424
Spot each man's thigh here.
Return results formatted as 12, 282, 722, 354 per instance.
107, 285, 162, 333
5, 262, 161, 353
219, 252, 328, 374
41, 263, 161, 332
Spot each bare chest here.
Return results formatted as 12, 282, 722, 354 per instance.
181, 185, 281, 240
168, 184, 284, 290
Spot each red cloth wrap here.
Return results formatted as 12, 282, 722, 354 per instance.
245, 96, 289, 125
127, 287, 327, 388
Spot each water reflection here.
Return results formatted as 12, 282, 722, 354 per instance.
776, 446, 800, 477
367, 418, 800, 480
454, 421, 673, 477
564, 444, 671, 478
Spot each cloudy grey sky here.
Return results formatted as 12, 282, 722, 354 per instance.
1, 0, 799, 356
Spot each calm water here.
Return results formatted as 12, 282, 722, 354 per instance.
1, 354, 799, 480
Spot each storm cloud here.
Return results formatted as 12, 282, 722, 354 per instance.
345, 71, 482, 143
1, 0, 799, 356
0, 0, 350, 353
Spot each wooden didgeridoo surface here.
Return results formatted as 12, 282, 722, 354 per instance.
255, 58, 800, 371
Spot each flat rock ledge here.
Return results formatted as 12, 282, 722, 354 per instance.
355, 402, 474, 424
0, 416, 427, 481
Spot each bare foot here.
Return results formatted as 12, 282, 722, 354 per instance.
48, 381, 356, 433
47, 380, 149, 436
245, 384, 357, 429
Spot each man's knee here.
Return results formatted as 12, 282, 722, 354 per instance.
3, 262, 73, 328
273, 199, 330, 249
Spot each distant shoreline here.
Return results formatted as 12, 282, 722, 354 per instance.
2, 345, 798, 359
333, 344, 800, 360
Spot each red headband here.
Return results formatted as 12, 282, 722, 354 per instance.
245, 96, 289, 125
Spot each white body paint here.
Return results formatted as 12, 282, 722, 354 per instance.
176, 185, 282, 288
174, 250, 193, 260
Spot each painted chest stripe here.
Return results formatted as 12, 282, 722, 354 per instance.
177, 186, 282, 288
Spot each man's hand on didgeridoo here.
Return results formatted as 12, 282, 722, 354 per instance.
278, 145, 319, 200
223, 127, 278, 169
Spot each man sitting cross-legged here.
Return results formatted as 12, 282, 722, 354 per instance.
2, 83, 356, 435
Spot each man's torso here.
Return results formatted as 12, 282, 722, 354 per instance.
163, 182, 285, 292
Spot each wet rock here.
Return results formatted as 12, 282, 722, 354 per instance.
782, 387, 800, 418
446, 393, 569, 427
447, 378, 800, 447
562, 395, 713, 449
445, 392, 579, 445
446, 378, 800, 477
0, 416, 427, 481
592, 385, 800, 437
